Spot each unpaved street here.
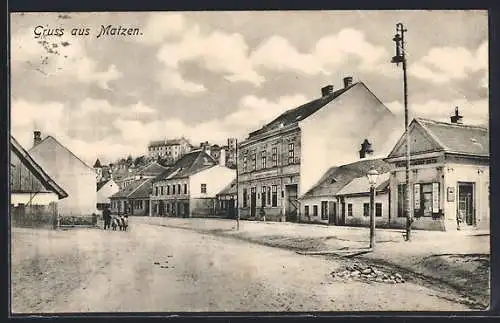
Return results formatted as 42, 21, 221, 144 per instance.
11, 222, 471, 313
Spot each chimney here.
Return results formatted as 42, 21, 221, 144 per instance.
359, 139, 374, 159
219, 148, 226, 166
33, 131, 42, 147
343, 76, 353, 88
450, 106, 463, 124
321, 85, 334, 97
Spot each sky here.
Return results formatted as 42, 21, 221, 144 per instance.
10, 11, 488, 165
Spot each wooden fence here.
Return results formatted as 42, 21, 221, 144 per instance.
11, 203, 98, 229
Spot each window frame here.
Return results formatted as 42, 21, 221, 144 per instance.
321, 201, 328, 220
347, 203, 353, 217
201, 183, 207, 194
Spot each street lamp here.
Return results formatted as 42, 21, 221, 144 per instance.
367, 168, 379, 249
391, 22, 413, 241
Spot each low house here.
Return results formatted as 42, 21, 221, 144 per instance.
336, 172, 391, 227
384, 111, 489, 232
300, 158, 392, 225
216, 179, 237, 219
10, 136, 68, 228
151, 149, 236, 217
110, 178, 152, 215
96, 178, 119, 210
116, 161, 168, 189
28, 131, 97, 219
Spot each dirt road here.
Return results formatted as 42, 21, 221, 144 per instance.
11, 222, 471, 313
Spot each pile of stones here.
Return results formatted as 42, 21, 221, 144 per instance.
331, 262, 405, 284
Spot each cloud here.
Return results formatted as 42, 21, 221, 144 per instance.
156, 68, 207, 94
79, 98, 158, 117
11, 28, 122, 89
138, 12, 186, 45
409, 41, 488, 84
156, 26, 264, 87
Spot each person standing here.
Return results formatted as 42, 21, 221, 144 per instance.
103, 206, 111, 230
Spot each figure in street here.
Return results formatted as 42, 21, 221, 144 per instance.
103, 206, 111, 230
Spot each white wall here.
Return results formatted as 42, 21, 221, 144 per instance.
29, 138, 98, 216
11, 192, 59, 206
97, 180, 120, 204
443, 163, 490, 231
300, 196, 336, 223
189, 166, 236, 199
299, 83, 401, 197
343, 193, 390, 226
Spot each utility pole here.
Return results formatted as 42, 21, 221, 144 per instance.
235, 138, 240, 231
391, 22, 413, 241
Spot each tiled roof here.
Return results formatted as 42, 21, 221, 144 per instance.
134, 162, 169, 177
301, 158, 392, 199
128, 179, 153, 199
416, 118, 489, 156
110, 178, 150, 199
155, 150, 217, 181
10, 136, 68, 199
336, 172, 391, 196
217, 179, 237, 196
148, 138, 189, 147
248, 83, 358, 138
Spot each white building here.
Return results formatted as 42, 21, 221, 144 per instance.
96, 178, 119, 210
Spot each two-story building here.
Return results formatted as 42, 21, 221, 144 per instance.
116, 161, 168, 189
384, 110, 489, 232
150, 150, 235, 218
237, 76, 401, 222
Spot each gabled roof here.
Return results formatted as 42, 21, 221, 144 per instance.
248, 82, 358, 139
128, 178, 153, 199
10, 136, 68, 199
301, 158, 392, 199
29, 135, 94, 170
416, 118, 489, 156
387, 118, 489, 159
133, 161, 169, 177
97, 179, 111, 192
336, 172, 391, 196
110, 178, 151, 199
217, 179, 237, 196
154, 150, 217, 181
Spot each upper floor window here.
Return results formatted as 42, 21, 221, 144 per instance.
172, 184, 176, 195
155, 186, 159, 196
160, 186, 164, 195
251, 151, 256, 170
243, 155, 248, 172
167, 185, 170, 195
184, 184, 188, 194
288, 143, 295, 164
272, 147, 278, 167
261, 151, 267, 169
201, 184, 207, 194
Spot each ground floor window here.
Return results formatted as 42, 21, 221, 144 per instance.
272, 185, 278, 207
304, 205, 309, 217
414, 182, 440, 217
313, 205, 318, 217
398, 184, 408, 217
243, 189, 248, 207
363, 203, 370, 217
347, 203, 353, 216
376, 203, 382, 217
321, 201, 328, 220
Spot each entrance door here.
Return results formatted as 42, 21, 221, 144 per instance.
458, 182, 475, 226
285, 184, 299, 222
328, 202, 336, 225
250, 187, 257, 217
159, 201, 164, 216
340, 201, 346, 225
184, 202, 189, 218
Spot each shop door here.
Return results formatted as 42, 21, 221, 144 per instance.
458, 182, 475, 226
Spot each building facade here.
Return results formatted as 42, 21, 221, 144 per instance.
237, 77, 400, 222
300, 158, 392, 225
96, 178, 119, 210
28, 131, 97, 217
147, 137, 192, 161
384, 115, 489, 231
110, 178, 152, 215
150, 150, 236, 218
